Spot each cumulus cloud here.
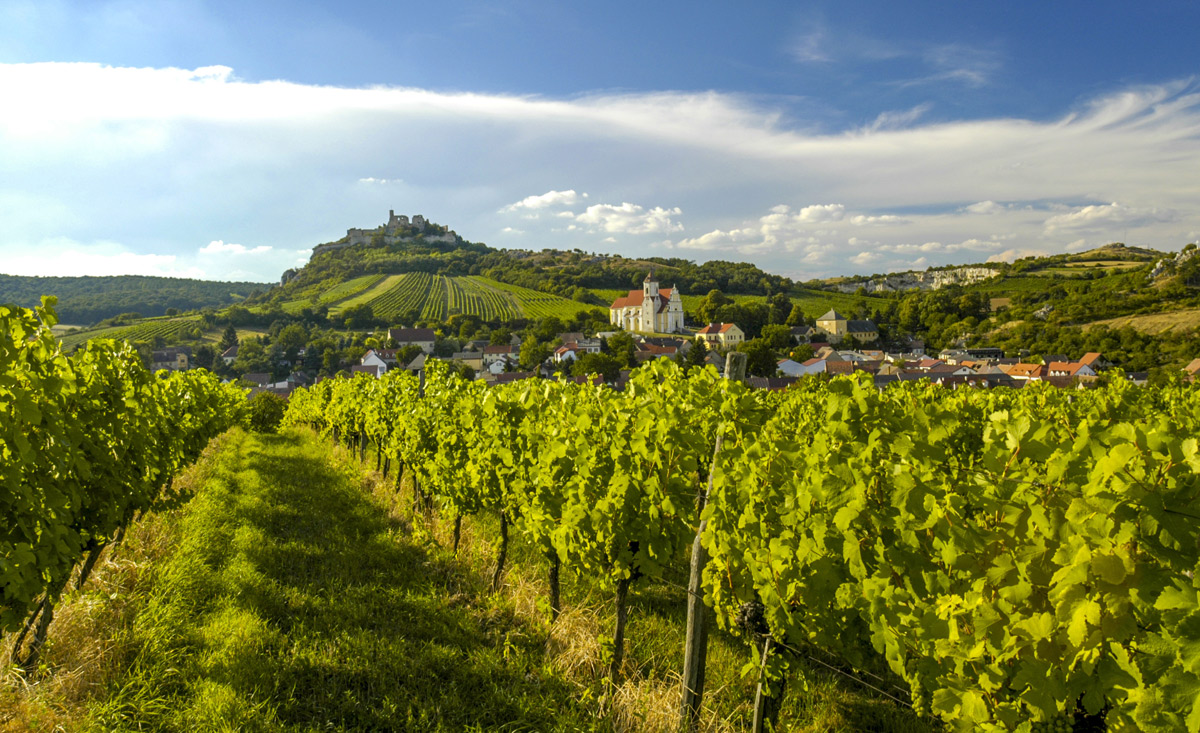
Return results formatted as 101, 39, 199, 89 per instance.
358, 177, 400, 184
575, 202, 683, 235
500, 189, 586, 212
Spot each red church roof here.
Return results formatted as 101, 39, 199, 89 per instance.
610, 288, 674, 311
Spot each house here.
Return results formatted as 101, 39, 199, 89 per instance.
1183, 358, 1200, 381
350, 364, 384, 379
1079, 352, 1110, 371
388, 328, 437, 354
451, 352, 485, 371
815, 310, 878, 343
798, 357, 828, 375
151, 346, 191, 371
405, 353, 428, 376
696, 323, 745, 349
361, 349, 399, 373
553, 345, 581, 363
221, 343, 239, 365
635, 342, 678, 362
242, 372, 272, 387
790, 326, 814, 342
608, 271, 685, 333
1003, 363, 1046, 381
1047, 361, 1098, 380
558, 332, 586, 345
483, 344, 519, 365
776, 359, 806, 377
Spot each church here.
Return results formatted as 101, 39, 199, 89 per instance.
608, 272, 685, 333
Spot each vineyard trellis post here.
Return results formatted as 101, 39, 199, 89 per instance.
680, 351, 746, 731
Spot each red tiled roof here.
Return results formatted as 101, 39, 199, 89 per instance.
610, 288, 673, 310
1080, 352, 1102, 366
697, 322, 737, 335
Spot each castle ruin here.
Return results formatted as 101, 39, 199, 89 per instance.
311, 210, 458, 257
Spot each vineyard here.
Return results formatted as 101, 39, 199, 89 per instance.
317, 273, 598, 323
0, 298, 248, 672
283, 362, 1200, 733
58, 315, 205, 350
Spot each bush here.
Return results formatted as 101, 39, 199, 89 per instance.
248, 392, 287, 433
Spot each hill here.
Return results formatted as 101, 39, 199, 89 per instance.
0, 273, 264, 325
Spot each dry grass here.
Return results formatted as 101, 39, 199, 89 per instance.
1085, 307, 1200, 334
0, 431, 237, 733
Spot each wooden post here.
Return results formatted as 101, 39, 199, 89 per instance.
548, 549, 561, 622
751, 637, 784, 733
610, 575, 631, 685
680, 351, 746, 730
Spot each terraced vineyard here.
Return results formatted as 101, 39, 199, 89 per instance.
479, 278, 601, 320
419, 274, 449, 321
318, 273, 596, 323
59, 316, 205, 350
328, 274, 402, 315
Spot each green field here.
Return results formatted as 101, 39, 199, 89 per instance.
59, 315, 205, 350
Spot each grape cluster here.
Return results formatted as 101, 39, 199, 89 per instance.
735, 600, 768, 638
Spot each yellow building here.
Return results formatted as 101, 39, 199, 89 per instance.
815, 310, 877, 344
696, 322, 744, 349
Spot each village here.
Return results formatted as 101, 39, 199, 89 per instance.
143, 272, 1200, 398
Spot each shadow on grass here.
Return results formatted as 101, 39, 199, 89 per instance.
194, 432, 600, 732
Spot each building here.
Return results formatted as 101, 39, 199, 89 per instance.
151, 346, 191, 371
815, 310, 878, 344
388, 328, 437, 354
696, 323, 745, 349
608, 271, 685, 333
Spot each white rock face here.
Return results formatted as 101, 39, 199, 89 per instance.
1151, 247, 1198, 278
833, 267, 999, 294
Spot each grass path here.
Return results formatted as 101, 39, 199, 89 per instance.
83, 430, 596, 731
3, 428, 935, 732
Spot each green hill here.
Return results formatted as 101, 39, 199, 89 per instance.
0, 273, 264, 325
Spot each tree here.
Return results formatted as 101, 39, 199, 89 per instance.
519, 335, 550, 371
571, 352, 622, 381
737, 338, 778, 377
697, 289, 734, 324
219, 324, 239, 352
767, 293, 792, 324
606, 331, 637, 368
785, 304, 808, 327
760, 324, 793, 350
489, 327, 512, 345
277, 323, 309, 360
685, 337, 709, 370
342, 303, 376, 329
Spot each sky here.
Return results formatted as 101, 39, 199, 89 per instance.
2, 1, 1199, 284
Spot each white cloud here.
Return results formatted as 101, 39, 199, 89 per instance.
199, 240, 272, 255
965, 200, 1004, 215
1, 62, 1199, 280
1042, 202, 1175, 233
501, 189, 586, 213
575, 202, 683, 235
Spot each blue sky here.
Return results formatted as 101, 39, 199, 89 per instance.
2, 1, 1199, 283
